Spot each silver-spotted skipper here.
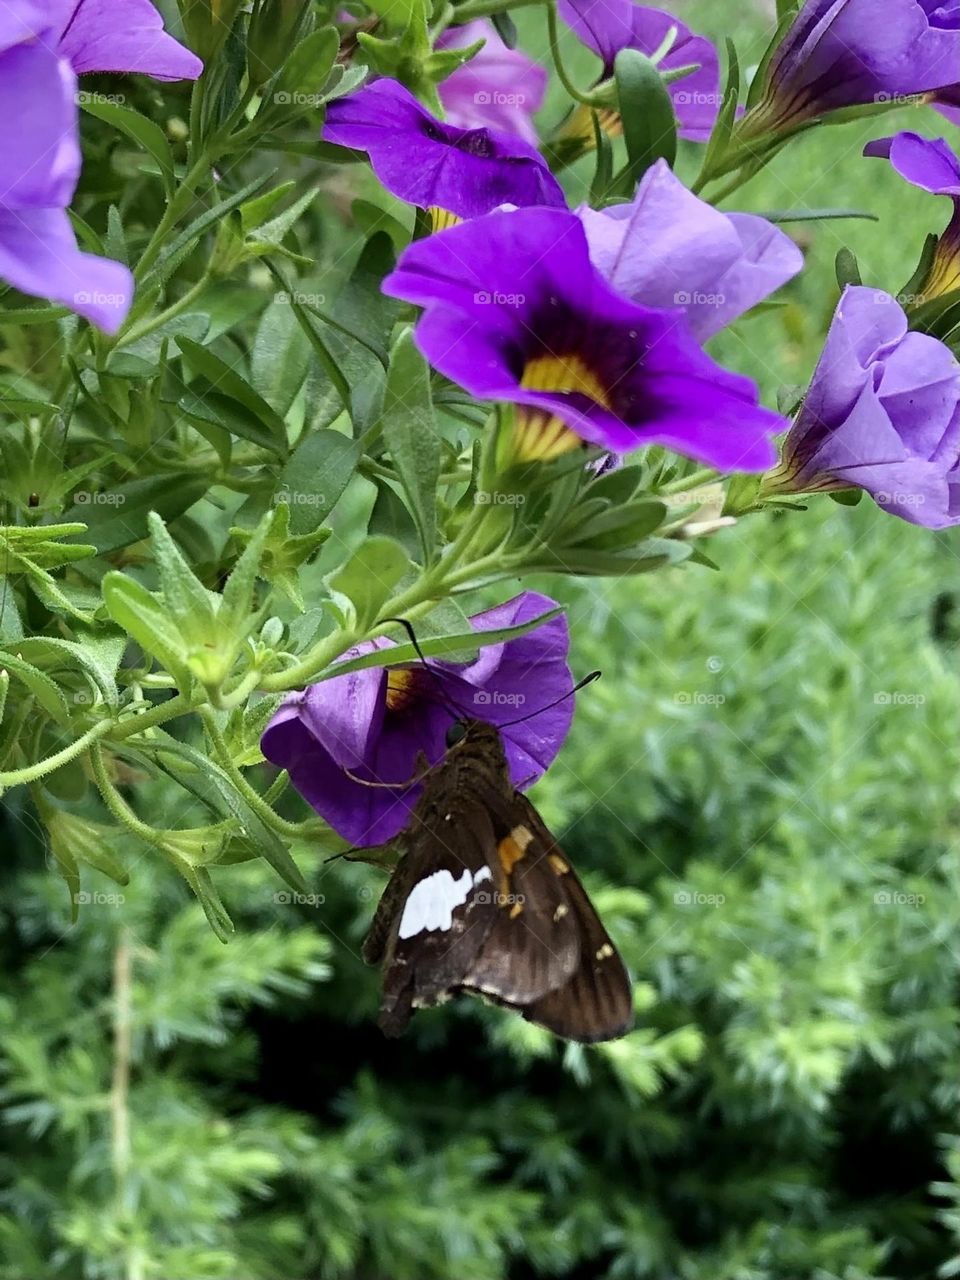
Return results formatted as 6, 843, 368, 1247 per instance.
360, 703, 634, 1044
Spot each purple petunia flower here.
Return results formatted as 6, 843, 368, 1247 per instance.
743, 0, 960, 138
865, 131, 960, 301
763, 286, 960, 527
261, 593, 573, 845
577, 159, 803, 341
0, 1, 200, 332
557, 0, 722, 141
383, 205, 783, 470
436, 20, 548, 144
322, 79, 565, 223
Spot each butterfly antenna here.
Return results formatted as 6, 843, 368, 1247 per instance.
380, 616, 465, 723
497, 669, 601, 728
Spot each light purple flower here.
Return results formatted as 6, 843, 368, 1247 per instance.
558, 0, 722, 141
322, 78, 565, 220
764, 286, 960, 527
577, 159, 803, 341
865, 131, 960, 300
744, 0, 960, 137
0, 1, 200, 332
383, 206, 783, 470
54, 0, 203, 80
261, 593, 573, 845
436, 20, 548, 144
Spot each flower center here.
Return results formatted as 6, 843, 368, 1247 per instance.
427, 206, 462, 232
513, 352, 611, 461
385, 668, 420, 713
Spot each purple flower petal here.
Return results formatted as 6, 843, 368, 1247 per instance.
436, 20, 548, 144
384, 206, 782, 470
755, 0, 960, 130
864, 131, 960, 195
262, 593, 576, 844
322, 78, 565, 218
55, 0, 203, 80
558, 0, 721, 140
578, 159, 802, 341
0, 37, 79, 209
0, 207, 133, 331
773, 286, 960, 527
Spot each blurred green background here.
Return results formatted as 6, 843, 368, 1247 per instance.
3, 2, 960, 1277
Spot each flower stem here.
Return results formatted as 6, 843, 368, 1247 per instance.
545, 0, 605, 108
199, 707, 310, 840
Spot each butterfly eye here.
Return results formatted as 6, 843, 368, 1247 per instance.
446, 720, 468, 748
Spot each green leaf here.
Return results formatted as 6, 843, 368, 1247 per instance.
80, 97, 176, 197
219, 513, 272, 638
761, 209, 879, 223
380, 328, 440, 564
835, 248, 862, 290
279, 430, 361, 534
327, 537, 410, 629
614, 48, 678, 191
101, 573, 191, 683
0, 651, 71, 725
326, 605, 566, 678
147, 512, 217, 635
178, 338, 288, 448
179, 385, 286, 456
60, 473, 210, 555
13, 632, 125, 711
275, 25, 340, 103
569, 500, 668, 551
251, 296, 312, 416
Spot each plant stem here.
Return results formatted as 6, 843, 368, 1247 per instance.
0, 719, 114, 788
199, 708, 310, 840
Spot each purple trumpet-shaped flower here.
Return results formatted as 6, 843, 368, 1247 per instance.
763, 286, 960, 527
383, 206, 783, 470
261, 593, 573, 845
0, 0, 200, 331
744, 0, 960, 138
436, 20, 548, 145
577, 159, 803, 341
557, 0, 721, 141
322, 79, 565, 224
865, 132, 960, 301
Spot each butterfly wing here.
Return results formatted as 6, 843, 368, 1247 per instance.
462, 796, 634, 1044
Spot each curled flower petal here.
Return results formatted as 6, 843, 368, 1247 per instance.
766, 286, 960, 527
55, 0, 203, 80
577, 159, 802, 341
322, 78, 565, 219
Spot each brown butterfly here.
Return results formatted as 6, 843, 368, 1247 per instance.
360, 712, 634, 1043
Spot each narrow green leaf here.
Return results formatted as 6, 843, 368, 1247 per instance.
81, 98, 176, 197
101, 573, 190, 681
279, 430, 361, 534
614, 48, 678, 190
147, 512, 216, 633
381, 328, 439, 564
0, 651, 72, 724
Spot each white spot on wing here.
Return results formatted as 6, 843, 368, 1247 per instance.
398, 867, 479, 939
474, 866, 492, 883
